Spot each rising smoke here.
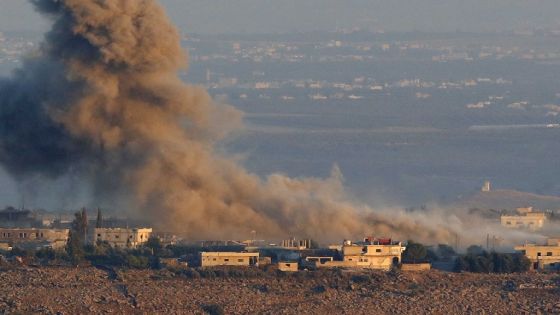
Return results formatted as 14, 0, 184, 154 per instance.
0, 0, 459, 242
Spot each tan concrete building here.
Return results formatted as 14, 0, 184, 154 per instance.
516, 207, 534, 214
258, 256, 272, 266
200, 252, 259, 267
481, 180, 491, 192
93, 228, 152, 248
0, 228, 69, 249
281, 238, 311, 250
515, 239, 560, 271
317, 238, 405, 270
501, 212, 546, 231
278, 262, 298, 272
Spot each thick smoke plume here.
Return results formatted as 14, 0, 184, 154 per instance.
0, 0, 456, 242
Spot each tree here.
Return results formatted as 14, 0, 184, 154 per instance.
309, 239, 320, 249
476, 254, 493, 273
66, 209, 88, 264
466, 245, 484, 256
513, 254, 531, 272
437, 244, 456, 260
403, 241, 427, 263
96, 208, 103, 228
455, 251, 531, 273
453, 256, 467, 272
66, 229, 84, 265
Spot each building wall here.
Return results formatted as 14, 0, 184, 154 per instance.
281, 239, 311, 250
515, 242, 560, 270
325, 243, 406, 270
342, 245, 363, 256
401, 263, 432, 271
93, 228, 152, 248
501, 213, 545, 230
343, 255, 397, 270
200, 252, 259, 267
258, 257, 272, 266
0, 228, 69, 243
278, 262, 298, 272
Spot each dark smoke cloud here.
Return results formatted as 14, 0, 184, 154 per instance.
0, 0, 457, 242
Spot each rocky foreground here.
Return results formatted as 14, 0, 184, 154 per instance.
0, 267, 558, 314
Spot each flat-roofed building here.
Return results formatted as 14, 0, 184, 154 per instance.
516, 207, 534, 214
317, 238, 405, 270
0, 228, 69, 249
281, 238, 311, 250
278, 262, 298, 272
501, 212, 546, 231
515, 239, 560, 270
200, 252, 259, 267
93, 228, 152, 248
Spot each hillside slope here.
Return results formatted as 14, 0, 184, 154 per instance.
454, 190, 560, 211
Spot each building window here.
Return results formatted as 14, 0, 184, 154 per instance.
506, 221, 512, 225
238, 259, 244, 262
40, 233, 44, 238
537, 252, 541, 256
115, 235, 119, 239
547, 252, 553, 256
213, 258, 217, 261
376, 249, 382, 253
224, 259, 229, 262
97, 234, 101, 237
19, 233, 23, 238
36, 233, 39, 238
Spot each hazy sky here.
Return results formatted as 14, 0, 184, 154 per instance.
0, 0, 560, 34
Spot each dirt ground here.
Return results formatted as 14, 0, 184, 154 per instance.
0, 267, 558, 314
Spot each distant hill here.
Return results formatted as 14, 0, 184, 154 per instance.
453, 189, 560, 211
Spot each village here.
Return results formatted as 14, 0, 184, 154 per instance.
0, 184, 559, 274
2, 204, 560, 314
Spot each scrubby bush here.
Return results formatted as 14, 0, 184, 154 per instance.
202, 304, 224, 315
9, 247, 31, 258
126, 255, 149, 269
182, 268, 201, 279
351, 274, 371, 284
35, 248, 53, 259
85, 246, 155, 269
198, 268, 217, 279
